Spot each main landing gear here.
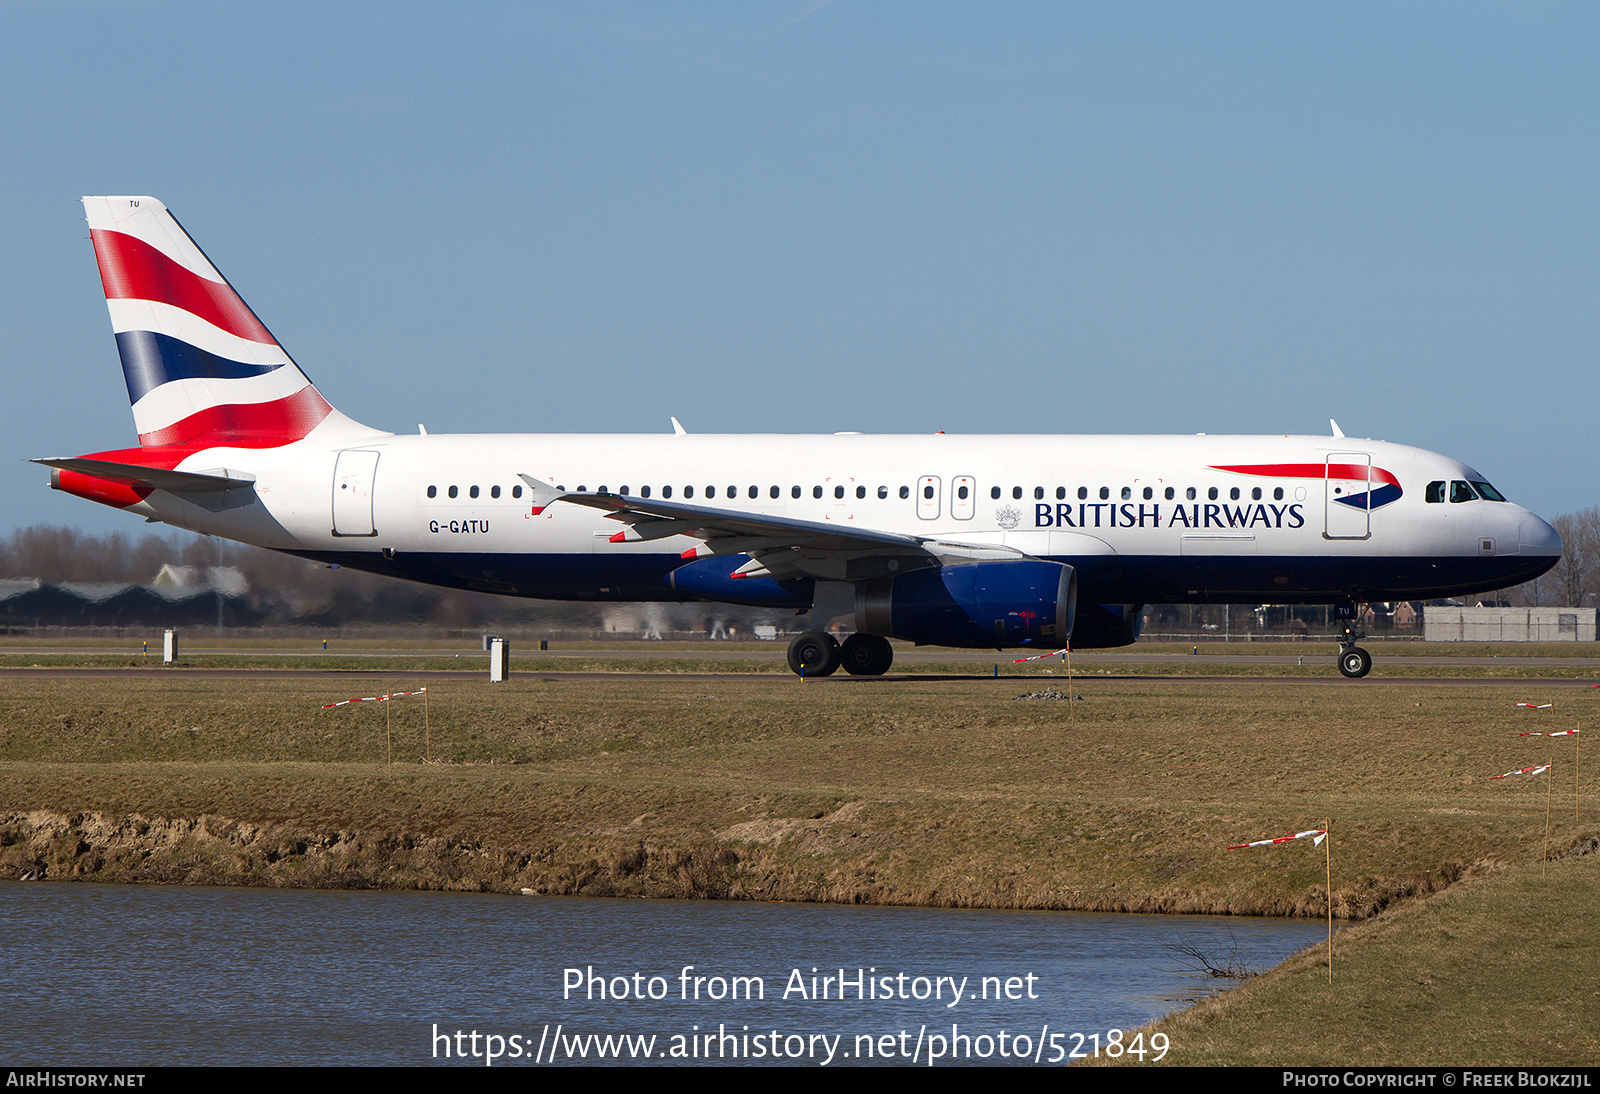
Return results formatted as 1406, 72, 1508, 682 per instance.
786, 631, 895, 677
1333, 602, 1371, 679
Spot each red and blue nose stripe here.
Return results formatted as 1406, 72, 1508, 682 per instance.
1208, 463, 1403, 511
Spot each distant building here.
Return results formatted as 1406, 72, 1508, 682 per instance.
1424, 607, 1597, 642
152, 564, 250, 596
0, 575, 259, 629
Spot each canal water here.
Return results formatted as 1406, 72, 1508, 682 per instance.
2, 883, 1327, 1066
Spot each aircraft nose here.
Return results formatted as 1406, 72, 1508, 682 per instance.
1520, 513, 1562, 558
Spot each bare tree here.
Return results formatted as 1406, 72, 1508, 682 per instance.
1551, 507, 1600, 608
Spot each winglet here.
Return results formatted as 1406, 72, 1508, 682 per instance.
516, 474, 565, 516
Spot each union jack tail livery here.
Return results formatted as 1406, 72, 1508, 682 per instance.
82, 196, 363, 448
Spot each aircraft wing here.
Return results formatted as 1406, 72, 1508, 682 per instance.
518, 474, 1024, 581
33, 457, 256, 494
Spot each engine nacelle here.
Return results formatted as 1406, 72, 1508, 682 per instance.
856, 560, 1076, 649
666, 555, 815, 609
1069, 602, 1145, 648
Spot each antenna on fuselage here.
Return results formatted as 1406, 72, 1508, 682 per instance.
1330, 419, 1345, 438
671, 417, 687, 435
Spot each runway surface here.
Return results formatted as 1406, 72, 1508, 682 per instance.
3, 641, 1598, 684
3, 665, 1598, 686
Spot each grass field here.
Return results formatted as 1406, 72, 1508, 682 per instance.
1, 658, 1594, 1064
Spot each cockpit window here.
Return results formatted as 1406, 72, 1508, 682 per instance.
1426, 481, 1446, 503
1472, 480, 1507, 502
1450, 480, 1480, 503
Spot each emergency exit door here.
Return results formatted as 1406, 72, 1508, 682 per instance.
332, 450, 380, 536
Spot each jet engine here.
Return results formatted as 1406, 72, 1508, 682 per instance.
855, 560, 1076, 648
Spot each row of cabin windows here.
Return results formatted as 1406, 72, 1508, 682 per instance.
1424, 480, 1507, 504
424, 482, 1298, 503
426, 484, 526, 500
989, 484, 1285, 502
427, 483, 915, 501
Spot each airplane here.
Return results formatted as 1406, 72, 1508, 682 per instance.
38, 197, 1562, 679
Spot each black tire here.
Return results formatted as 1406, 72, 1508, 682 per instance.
1337, 646, 1372, 679
787, 631, 840, 677
840, 633, 894, 676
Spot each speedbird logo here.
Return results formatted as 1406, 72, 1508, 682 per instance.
1208, 463, 1404, 511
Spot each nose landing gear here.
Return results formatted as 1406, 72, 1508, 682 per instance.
1338, 644, 1372, 678
1334, 602, 1371, 679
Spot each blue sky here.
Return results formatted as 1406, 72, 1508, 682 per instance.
3, 1, 1595, 535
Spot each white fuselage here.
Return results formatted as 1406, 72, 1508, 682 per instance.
105, 428, 1558, 608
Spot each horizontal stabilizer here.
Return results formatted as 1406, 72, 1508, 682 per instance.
33, 457, 256, 494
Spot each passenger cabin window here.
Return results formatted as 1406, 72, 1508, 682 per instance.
1057, 487, 1067, 500
1143, 487, 1153, 500
1186, 487, 1196, 500
1121, 487, 1131, 501
491, 485, 501, 499
641, 485, 651, 498
1426, 481, 1446, 503
1164, 487, 1175, 500
834, 486, 845, 499
792, 486, 802, 499
899, 486, 910, 499
1078, 487, 1088, 500
1099, 487, 1110, 500
1251, 487, 1261, 500
448, 486, 458, 499
427, 486, 437, 498
814, 486, 824, 499
991, 486, 1002, 500
877, 486, 888, 499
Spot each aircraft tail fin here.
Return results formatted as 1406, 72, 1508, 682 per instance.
81, 196, 371, 449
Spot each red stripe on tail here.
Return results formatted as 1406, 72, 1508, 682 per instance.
90, 229, 278, 345
136, 386, 333, 447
